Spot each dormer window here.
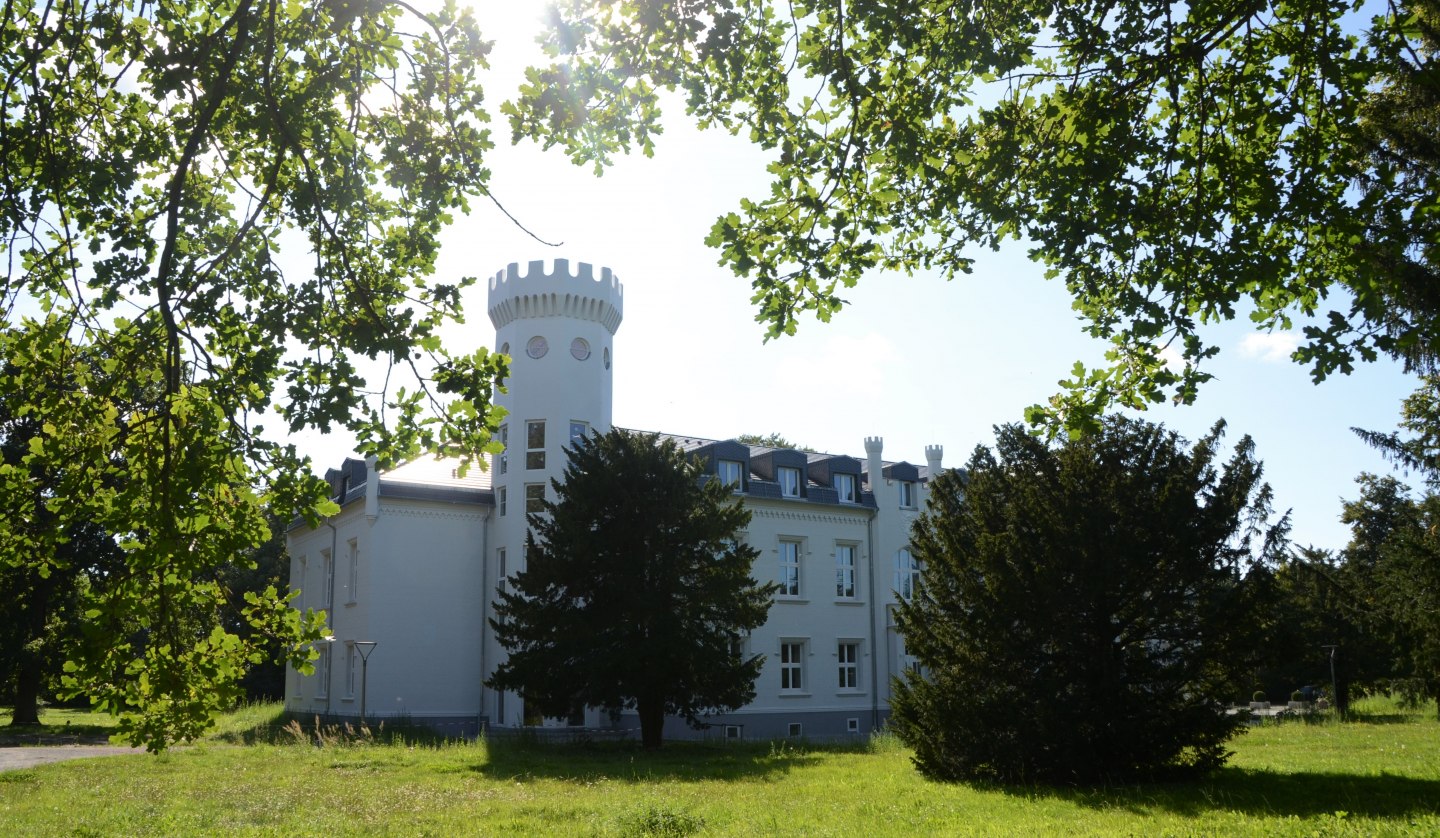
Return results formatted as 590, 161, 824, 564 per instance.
899, 480, 915, 508
718, 459, 743, 490
833, 472, 857, 503
778, 467, 801, 497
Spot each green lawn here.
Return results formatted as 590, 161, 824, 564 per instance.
1, 697, 1436, 836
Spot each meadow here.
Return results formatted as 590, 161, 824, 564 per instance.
0, 697, 1436, 836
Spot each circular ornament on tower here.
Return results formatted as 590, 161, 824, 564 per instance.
570, 337, 591, 361
526, 336, 548, 359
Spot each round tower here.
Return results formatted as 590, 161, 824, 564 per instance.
484, 258, 623, 727
488, 258, 623, 442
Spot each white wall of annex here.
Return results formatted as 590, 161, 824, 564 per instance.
740, 500, 876, 717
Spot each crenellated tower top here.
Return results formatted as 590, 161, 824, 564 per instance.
487, 259, 624, 335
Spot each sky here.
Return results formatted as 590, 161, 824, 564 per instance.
294, 1, 1420, 552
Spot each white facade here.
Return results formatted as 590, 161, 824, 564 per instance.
285, 259, 943, 739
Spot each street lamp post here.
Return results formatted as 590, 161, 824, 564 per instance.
354, 641, 378, 725
1321, 644, 1338, 715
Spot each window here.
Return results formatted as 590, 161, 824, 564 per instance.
497, 547, 508, 593
837, 642, 859, 690
497, 485, 507, 517
498, 424, 508, 475
567, 704, 585, 727
345, 642, 358, 698
316, 645, 331, 699
778, 466, 801, 497
717, 459, 743, 490
895, 548, 922, 600
345, 539, 358, 605
296, 556, 307, 612
897, 635, 923, 675
780, 641, 805, 691
321, 549, 334, 611
724, 724, 742, 741
778, 540, 801, 597
525, 483, 545, 514
899, 480, 915, 508
788, 722, 803, 738
835, 544, 857, 599
833, 472, 857, 503
569, 421, 589, 448
526, 420, 545, 469
847, 717, 860, 734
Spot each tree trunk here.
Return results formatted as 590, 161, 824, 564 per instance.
638, 699, 664, 750
9, 655, 42, 726
8, 569, 51, 727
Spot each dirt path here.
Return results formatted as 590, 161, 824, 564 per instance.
0, 745, 145, 771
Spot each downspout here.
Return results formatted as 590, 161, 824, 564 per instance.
866, 509, 881, 733
322, 519, 339, 718
478, 506, 490, 735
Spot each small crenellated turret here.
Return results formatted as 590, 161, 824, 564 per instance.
925, 445, 944, 481
864, 436, 884, 489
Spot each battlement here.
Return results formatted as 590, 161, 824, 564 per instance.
487, 259, 625, 334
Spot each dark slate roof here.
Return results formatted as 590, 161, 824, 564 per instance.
632, 428, 877, 510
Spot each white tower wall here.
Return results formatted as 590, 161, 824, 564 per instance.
484, 258, 624, 726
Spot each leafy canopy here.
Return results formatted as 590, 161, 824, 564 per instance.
511, 0, 1439, 433
1, 0, 511, 748
487, 429, 775, 750
892, 417, 1286, 783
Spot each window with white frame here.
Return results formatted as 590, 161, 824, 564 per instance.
345, 539, 358, 605
837, 641, 859, 690
322, 549, 335, 611
898, 480, 916, 508
833, 472, 857, 503
835, 543, 857, 599
525, 483, 545, 514
296, 556, 307, 612
497, 485, 507, 517
717, 459, 743, 490
497, 547, 508, 593
778, 466, 801, 497
498, 424, 508, 475
316, 645, 331, 699
780, 641, 805, 691
526, 420, 546, 469
569, 420, 589, 448
778, 540, 801, 597
345, 642, 358, 698
895, 548, 922, 600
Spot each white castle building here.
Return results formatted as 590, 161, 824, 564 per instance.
284, 259, 945, 740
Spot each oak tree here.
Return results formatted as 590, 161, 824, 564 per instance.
1, 0, 510, 748
512, 0, 1440, 433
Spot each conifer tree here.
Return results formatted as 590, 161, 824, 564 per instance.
892, 417, 1285, 783
488, 430, 775, 749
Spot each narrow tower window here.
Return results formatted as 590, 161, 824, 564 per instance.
526, 420, 545, 469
